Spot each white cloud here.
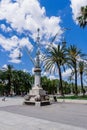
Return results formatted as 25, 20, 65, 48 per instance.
0, 35, 18, 51
0, 24, 12, 32
0, 0, 62, 40
2, 64, 8, 69
23, 69, 29, 73
41, 71, 49, 77
49, 75, 57, 80
70, 0, 87, 23
9, 48, 20, 59
0, 0, 63, 63
9, 58, 21, 63
62, 68, 72, 78
77, 58, 87, 64
0, 34, 33, 63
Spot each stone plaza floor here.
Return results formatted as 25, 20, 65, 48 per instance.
0, 96, 87, 130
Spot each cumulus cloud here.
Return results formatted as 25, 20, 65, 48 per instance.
0, 0, 62, 36
41, 71, 49, 77
49, 75, 57, 80
23, 69, 29, 73
0, 24, 12, 32
2, 64, 8, 69
9, 58, 21, 63
70, 0, 87, 23
0, 34, 33, 62
8, 48, 22, 63
0, 34, 32, 51
0, 0, 62, 63
62, 68, 72, 78
0, 35, 18, 51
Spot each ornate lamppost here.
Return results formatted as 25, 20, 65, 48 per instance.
24, 29, 50, 106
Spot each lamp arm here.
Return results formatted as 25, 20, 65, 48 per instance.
24, 47, 35, 66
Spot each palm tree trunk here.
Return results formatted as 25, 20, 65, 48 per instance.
8, 77, 11, 95
75, 65, 78, 95
58, 65, 64, 96
80, 73, 84, 96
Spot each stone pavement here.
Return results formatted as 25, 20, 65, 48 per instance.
0, 97, 87, 130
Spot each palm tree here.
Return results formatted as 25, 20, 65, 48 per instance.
68, 75, 74, 94
78, 61, 86, 95
2, 64, 14, 95
67, 45, 85, 95
77, 6, 87, 28
43, 44, 68, 96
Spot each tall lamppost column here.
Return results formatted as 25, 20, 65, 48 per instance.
33, 50, 41, 88
24, 28, 50, 106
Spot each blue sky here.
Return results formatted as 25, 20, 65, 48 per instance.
0, 0, 87, 81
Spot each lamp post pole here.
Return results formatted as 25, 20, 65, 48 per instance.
24, 29, 50, 106
33, 28, 41, 89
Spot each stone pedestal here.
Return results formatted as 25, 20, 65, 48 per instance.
24, 68, 50, 106
24, 86, 50, 106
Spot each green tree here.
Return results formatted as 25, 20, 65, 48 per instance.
43, 44, 68, 96
41, 76, 58, 94
0, 65, 32, 96
68, 75, 74, 94
12, 70, 32, 95
67, 45, 85, 95
78, 61, 86, 95
77, 6, 87, 28
2, 65, 14, 95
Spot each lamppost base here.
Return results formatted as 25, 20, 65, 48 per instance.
24, 100, 50, 106
24, 86, 50, 106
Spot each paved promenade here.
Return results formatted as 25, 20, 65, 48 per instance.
0, 97, 87, 130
